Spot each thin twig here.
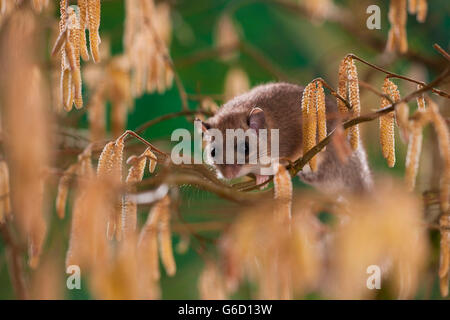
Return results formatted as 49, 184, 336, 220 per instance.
187, 93, 224, 102
175, 43, 239, 68
433, 44, 450, 62
121, 130, 169, 157
134, 110, 213, 135
141, 172, 269, 204
348, 54, 450, 99
313, 77, 351, 109
239, 41, 293, 82
359, 79, 394, 104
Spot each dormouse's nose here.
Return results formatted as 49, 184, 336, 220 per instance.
221, 165, 241, 179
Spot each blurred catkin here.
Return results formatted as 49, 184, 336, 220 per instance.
439, 214, 450, 297
387, 0, 408, 53
274, 164, 293, 222
137, 194, 175, 298
214, 14, 240, 61
138, 200, 163, 282
405, 123, 423, 191
222, 202, 322, 299
427, 98, 450, 213
66, 178, 111, 270
329, 181, 428, 299
409, 0, 428, 22
0, 8, 51, 269
124, 0, 173, 97
91, 237, 140, 299
55, 163, 78, 219
224, 67, 250, 101
158, 195, 176, 276
0, 161, 11, 224
198, 261, 227, 300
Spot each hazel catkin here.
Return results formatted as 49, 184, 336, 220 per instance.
346, 57, 361, 150
87, 0, 101, 63
301, 82, 318, 171
78, 0, 89, 61
337, 57, 349, 116
121, 154, 148, 238
379, 78, 398, 167
316, 81, 327, 146
67, 7, 83, 108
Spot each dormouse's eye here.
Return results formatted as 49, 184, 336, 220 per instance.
244, 141, 249, 156
237, 141, 250, 156
210, 148, 216, 158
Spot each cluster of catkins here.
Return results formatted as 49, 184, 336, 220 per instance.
301, 54, 449, 296
337, 56, 361, 151
55, 133, 178, 298
0, 6, 53, 269
52, 0, 101, 111
387, 0, 428, 53
301, 80, 327, 171
208, 174, 428, 299
0, 1, 49, 26
124, 0, 174, 98
83, 54, 133, 140
301, 57, 365, 170
376, 77, 449, 215
396, 90, 450, 296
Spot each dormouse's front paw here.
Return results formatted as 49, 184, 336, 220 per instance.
255, 174, 270, 190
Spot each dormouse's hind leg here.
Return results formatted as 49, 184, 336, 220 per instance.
297, 143, 373, 194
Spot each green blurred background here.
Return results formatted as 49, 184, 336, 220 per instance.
0, 0, 449, 299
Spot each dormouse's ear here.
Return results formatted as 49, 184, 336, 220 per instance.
202, 121, 211, 132
247, 107, 265, 130
195, 118, 211, 133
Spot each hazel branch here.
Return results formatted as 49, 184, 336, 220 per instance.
359, 79, 395, 104
348, 54, 450, 100
134, 110, 213, 136
433, 44, 450, 62
290, 67, 450, 176
313, 77, 351, 110
270, 0, 442, 71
